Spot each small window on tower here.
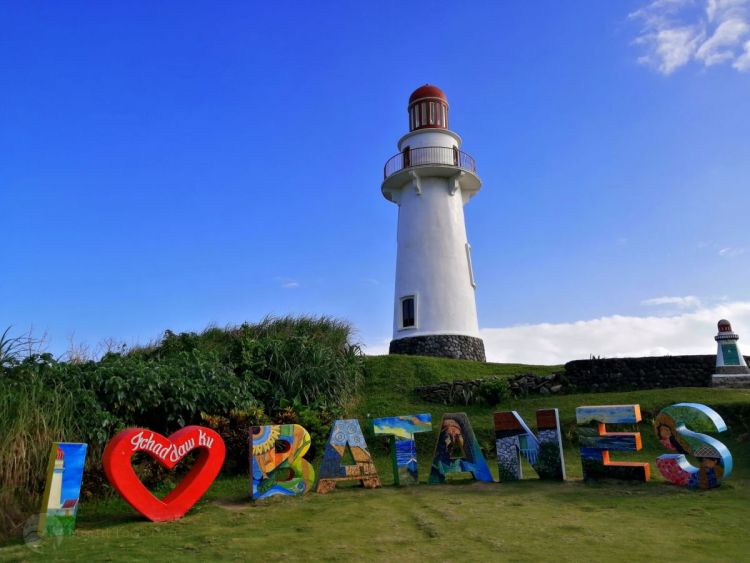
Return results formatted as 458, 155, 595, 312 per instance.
401, 296, 416, 328
429, 102, 435, 124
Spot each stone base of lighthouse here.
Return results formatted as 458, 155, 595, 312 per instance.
712, 365, 750, 387
389, 335, 486, 362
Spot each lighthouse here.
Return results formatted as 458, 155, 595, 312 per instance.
49, 447, 65, 510
712, 319, 750, 387
382, 85, 485, 361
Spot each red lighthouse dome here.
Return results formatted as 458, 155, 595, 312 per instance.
408, 84, 449, 132
409, 84, 447, 105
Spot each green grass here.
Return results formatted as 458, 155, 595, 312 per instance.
2, 355, 750, 561
359, 354, 560, 416
4, 474, 750, 562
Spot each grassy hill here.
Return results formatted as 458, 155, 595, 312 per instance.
359, 355, 750, 468
2, 353, 750, 560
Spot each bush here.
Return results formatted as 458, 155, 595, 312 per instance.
0, 316, 364, 541
477, 378, 511, 406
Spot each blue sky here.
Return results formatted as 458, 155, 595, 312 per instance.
2, 1, 749, 363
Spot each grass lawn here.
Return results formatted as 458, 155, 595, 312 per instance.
2, 356, 750, 561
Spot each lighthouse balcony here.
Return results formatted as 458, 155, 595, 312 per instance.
383, 146, 476, 179
382, 146, 481, 201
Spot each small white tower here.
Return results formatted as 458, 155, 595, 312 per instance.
712, 319, 750, 386
382, 85, 485, 361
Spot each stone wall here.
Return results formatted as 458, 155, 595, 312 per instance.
563, 355, 750, 392
389, 334, 486, 362
414, 373, 567, 405
414, 378, 489, 405
412, 355, 750, 400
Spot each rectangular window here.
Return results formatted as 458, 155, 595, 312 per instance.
401, 296, 415, 328
429, 102, 435, 124
415, 107, 420, 128
421, 103, 426, 126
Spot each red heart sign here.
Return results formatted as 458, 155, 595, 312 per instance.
103, 426, 226, 522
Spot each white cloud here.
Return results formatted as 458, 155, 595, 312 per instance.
275, 277, 301, 289
363, 337, 390, 356
733, 39, 750, 68
480, 300, 750, 364
641, 295, 702, 308
718, 246, 746, 257
631, 0, 750, 73
696, 17, 750, 64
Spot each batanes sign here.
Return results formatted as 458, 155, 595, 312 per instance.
43, 401, 733, 532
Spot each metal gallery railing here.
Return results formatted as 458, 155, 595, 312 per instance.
383, 146, 477, 179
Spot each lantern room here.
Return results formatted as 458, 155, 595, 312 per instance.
408, 84, 449, 131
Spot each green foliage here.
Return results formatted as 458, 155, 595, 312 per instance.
201, 408, 270, 475
94, 350, 257, 431
294, 405, 336, 460
2, 316, 362, 439
477, 378, 511, 406
127, 315, 364, 416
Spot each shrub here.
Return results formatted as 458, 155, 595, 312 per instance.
201, 407, 270, 474
477, 378, 511, 406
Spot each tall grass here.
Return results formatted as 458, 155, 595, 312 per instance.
236, 316, 363, 412
0, 378, 80, 542
129, 315, 364, 413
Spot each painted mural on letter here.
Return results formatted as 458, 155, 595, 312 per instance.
654, 402, 733, 490
429, 413, 493, 484
494, 409, 565, 481
39, 442, 88, 536
372, 414, 432, 485
250, 424, 315, 499
316, 419, 381, 494
576, 405, 650, 482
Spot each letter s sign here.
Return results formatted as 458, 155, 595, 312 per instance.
654, 403, 733, 490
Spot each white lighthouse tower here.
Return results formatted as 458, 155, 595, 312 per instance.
382, 85, 485, 361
